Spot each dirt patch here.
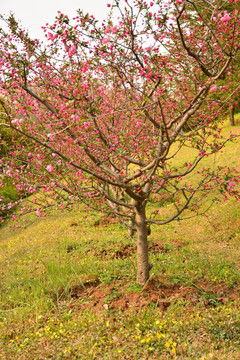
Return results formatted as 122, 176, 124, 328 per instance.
94, 243, 135, 259
70, 280, 101, 296
110, 244, 135, 259
92, 244, 136, 259
94, 216, 119, 227
65, 280, 200, 313
64, 279, 240, 314
93, 240, 181, 259
194, 281, 240, 305
149, 242, 166, 253
107, 282, 196, 312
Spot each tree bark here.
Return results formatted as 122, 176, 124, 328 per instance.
229, 105, 235, 126
135, 202, 149, 285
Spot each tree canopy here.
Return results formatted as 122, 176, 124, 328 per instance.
0, 0, 239, 284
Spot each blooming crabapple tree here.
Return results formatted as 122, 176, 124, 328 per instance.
0, 0, 239, 285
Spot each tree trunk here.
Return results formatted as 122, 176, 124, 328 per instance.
229, 105, 235, 126
135, 202, 149, 285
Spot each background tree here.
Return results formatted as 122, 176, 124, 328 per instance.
0, 0, 239, 285
227, 58, 240, 126
0, 101, 22, 222
208, 0, 240, 126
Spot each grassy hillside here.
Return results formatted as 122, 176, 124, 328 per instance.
0, 120, 240, 359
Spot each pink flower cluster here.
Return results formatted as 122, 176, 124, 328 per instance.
46, 164, 54, 172
210, 84, 217, 93
47, 32, 58, 41
36, 208, 41, 217
102, 25, 118, 44
12, 118, 24, 125
220, 11, 231, 23
68, 45, 77, 57
214, 11, 231, 23
83, 122, 91, 129
105, 26, 118, 34
102, 38, 110, 44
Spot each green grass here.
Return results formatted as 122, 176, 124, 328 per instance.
0, 121, 240, 359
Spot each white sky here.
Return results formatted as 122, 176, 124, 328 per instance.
1, 0, 111, 40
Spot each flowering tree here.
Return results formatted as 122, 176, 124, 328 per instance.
0, 0, 239, 285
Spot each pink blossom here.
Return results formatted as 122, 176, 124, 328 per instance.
68, 45, 77, 57
8, 202, 13, 209
12, 118, 24, 125
221, 12, 231, 22
102, 38, 110, 44
83, 122, 91, 129
46, 164, 54, 172
48, 33, 58, 41
36, 208, 41, 217
210, 84, 217, 93
111, 26, 118, 34
47, 133, 54, 140
71, 115, 79, 121
48, 32, 54, 40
